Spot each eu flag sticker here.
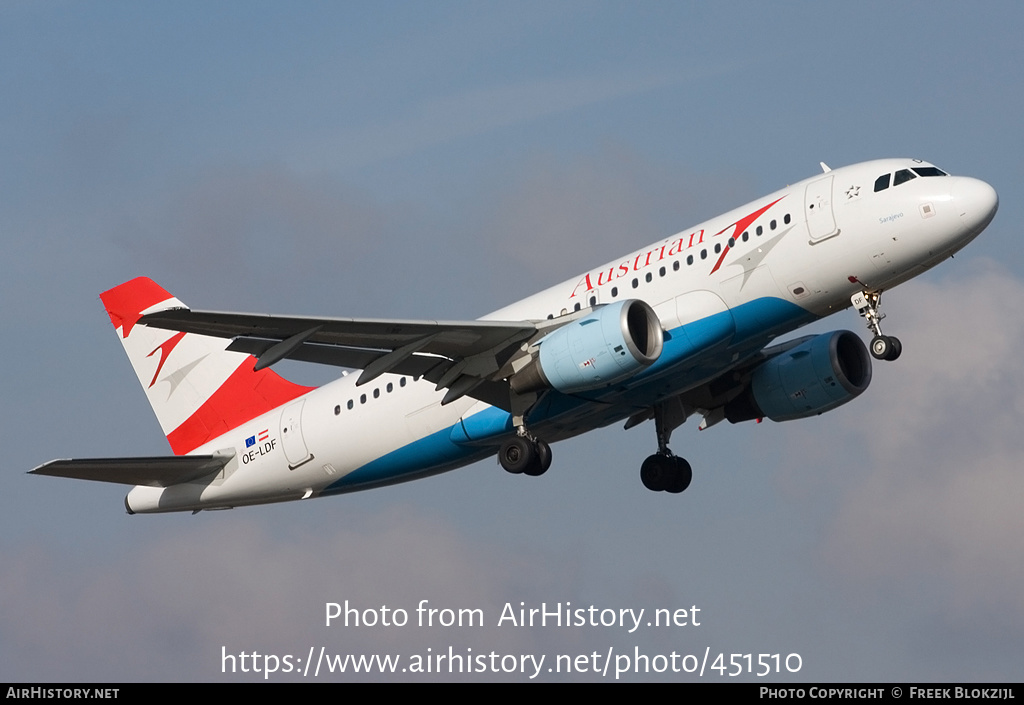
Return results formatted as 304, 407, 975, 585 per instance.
245, 435, 256, 448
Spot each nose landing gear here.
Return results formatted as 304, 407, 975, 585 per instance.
852, 290, 902, 361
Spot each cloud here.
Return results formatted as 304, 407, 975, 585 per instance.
823, 262, 1024, 634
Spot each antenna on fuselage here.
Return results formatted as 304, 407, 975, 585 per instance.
819, 162, 831, 173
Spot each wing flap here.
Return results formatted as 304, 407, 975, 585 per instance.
30, 453, 233, 487
226, 338, 447, 378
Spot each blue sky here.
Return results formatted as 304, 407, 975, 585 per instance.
2, 2, 1022, 681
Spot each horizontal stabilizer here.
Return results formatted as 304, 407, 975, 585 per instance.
30, 452, 233, 488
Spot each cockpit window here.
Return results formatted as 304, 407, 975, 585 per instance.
874, 174, 891, 192
912, 166, 948, 177
893, 169, 917, 186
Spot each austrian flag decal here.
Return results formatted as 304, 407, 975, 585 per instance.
245, 430, 270, 448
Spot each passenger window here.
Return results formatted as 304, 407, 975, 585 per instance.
893, 169, 916, 186
874, 174, 891, 192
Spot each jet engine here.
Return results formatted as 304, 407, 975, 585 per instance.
511, 299, 664, 394
725, 330, 872, 423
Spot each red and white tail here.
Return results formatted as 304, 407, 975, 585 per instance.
100, 277, 314, 455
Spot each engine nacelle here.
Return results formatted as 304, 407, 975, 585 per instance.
725, 330, 872, 423
511, 299, 664, 394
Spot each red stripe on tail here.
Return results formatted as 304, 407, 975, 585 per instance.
166, 358, 314, 455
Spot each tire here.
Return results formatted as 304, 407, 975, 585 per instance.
870, 335, 892, 360
525, 440, 551, 476
664, 457, 693, 494
640, 455, 670, 492
886, 336, 902, 361
499, 437, 534, 474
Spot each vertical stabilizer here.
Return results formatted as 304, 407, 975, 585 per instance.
100, 277, 314, 455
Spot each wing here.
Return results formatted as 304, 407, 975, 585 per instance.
30, 452, 233, 487
139, 308, 543, 411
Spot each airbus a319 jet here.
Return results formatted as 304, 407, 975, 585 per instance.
32, 159, 998, 514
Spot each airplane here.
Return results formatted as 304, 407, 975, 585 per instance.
31, 158, 998, 514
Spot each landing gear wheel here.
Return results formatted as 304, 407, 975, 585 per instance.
499, 437, 535, 474
871, 335, 892, 360
641, 454, 692, 493
664, 457, 692, 494
524, 440, 551, 476
641, 455, 670, 491
887, 336, 902, 361
500, 437, 551, 476
870, 335, 901, 361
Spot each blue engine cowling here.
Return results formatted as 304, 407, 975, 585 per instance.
511, 299, 664, 394
725, 330, 872, 423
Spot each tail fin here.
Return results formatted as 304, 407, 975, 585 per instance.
100, 277, 314, 455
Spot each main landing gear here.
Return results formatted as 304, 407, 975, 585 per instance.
640, 401, 692, 493
851, 290, 902, 361
499, 433, 552, 477
497, 399, 694, 492
499, 393, 552, 477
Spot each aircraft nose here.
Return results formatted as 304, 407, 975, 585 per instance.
953, 177, 998, 235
